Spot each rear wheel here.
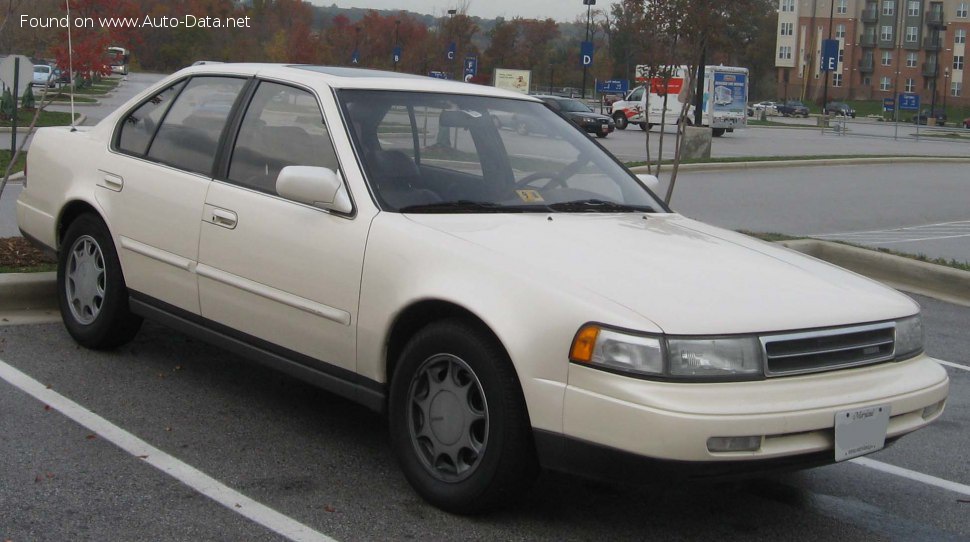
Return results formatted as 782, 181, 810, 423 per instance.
638, 122, 648, 131
613, 113, 628, 130
712, 128, 726, 137
58, 214, 142, 349
389, 320, 538, 514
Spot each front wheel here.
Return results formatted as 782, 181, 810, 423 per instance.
613, 113, 628, 130
712, 128, 726, 137
389, 320, 538, 514
638, 122, 648, 131
58, 213, 142, 349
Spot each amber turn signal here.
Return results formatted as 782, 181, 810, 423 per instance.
570, 325, 600, 362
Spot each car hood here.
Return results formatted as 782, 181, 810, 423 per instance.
565, 111, 611, 121
404, 213, 917, 335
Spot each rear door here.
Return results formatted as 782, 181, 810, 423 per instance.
196, 79, 372, 374
100, 76, 246, 314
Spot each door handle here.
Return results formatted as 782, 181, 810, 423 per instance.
210, 208, 237, 229
98, 173, 124, 192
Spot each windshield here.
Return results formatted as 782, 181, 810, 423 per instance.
554, 98, 593, 113
338, 90, 663, 214
34, 66, 50, 73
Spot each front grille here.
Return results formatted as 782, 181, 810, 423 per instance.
762, 322, 896, 377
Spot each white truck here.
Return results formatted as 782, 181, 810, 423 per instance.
610, 65, 749, 137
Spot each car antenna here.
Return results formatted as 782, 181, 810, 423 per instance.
66, 0, 76, 132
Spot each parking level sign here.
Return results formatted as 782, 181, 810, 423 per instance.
883, 98, 895, 111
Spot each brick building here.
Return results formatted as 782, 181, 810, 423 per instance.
775, 0, 968, 109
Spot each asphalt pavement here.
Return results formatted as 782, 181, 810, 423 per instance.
0, 294, 966, 541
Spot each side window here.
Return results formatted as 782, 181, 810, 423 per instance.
374, 105, 417, 160
228, 82, 338, 195
117, 80, 185, 155
629, 87, 645, 102
146, 76, 245, 176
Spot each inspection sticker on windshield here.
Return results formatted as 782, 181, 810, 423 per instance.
516, 190, 545, 203
834, 404, 890, 461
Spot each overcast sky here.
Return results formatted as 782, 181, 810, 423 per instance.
311, 0, 621, 22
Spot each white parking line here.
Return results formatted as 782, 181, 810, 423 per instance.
0, 358, 337, 542
937, 360, 970, 372
851, 457, 970, 497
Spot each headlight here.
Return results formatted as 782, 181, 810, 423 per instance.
570, 325, 764, 380
895, 314, 923, 360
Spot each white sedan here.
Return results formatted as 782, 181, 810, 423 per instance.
17, 64, 948, 513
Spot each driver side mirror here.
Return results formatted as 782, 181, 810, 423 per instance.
636, 173, 661, 192
276, 166, 353, 214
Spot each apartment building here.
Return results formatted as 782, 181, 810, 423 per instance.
775, 0, 968, 108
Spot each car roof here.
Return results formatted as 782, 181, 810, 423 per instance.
175, 63, 540, 102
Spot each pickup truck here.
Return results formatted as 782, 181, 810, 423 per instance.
776, 100, 810, 117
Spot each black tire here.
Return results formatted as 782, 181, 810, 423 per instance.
58, 213, 142, 349
596, 132, 608, 138
638, 122, 648, 131
389, 320, 538, 514
613, 113, 628, 130
712, 128, 726, 137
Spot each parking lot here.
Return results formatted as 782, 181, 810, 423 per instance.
2, 72, 970, 541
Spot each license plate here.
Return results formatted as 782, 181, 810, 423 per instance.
834, 404, 890, 461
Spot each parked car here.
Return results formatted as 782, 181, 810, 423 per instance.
963, 117, 970, 129
17, 64, 949, 514
911, 109, 947, 125
776, 100, 810, 117
32, 64, 55, 88
824, 102, 857, 118
535, 95, 615, 138
748, 100, 778, 116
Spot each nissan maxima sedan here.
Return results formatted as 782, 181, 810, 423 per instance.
17, 64, 948, 514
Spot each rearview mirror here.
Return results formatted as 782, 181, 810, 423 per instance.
276, 166, 352, 214
636, 173, 660, 191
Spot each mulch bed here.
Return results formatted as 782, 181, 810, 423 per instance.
0, 237, 56, 269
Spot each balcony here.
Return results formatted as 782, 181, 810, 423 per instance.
861, 8, 878, 23
860, 34, 877, 47
925, 10, 945, 28
923, 61, 939, 76
858, 58, 875, 73
923, 36, 943, 50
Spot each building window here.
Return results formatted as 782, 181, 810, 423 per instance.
953, 81, 963, 96
864, 76, 873, 86
905, 27, 918, 42
955, 56, 965, 70
958, 3, 968, 17
882, 0, 895, 16
881, 25, 893, 41
880, 76, 892, 90
780, 0, 795, 12
838, 0, 848, 14
836, 24, 846, 38
882, 51, 893, 65
905, 78, 915, 92
907, 0, 920, 16
779, 46, 793, 60
781, 22, 794, 36
839, 49, 845, 64
833, 73, 843, 87
907, 51, 918, 67
957, 29, 968, 44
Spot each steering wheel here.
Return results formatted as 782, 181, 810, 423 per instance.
515, 170, 566, 190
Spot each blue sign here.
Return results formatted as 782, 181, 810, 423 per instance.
580, 41, 594, 67
392, 46, 402, 64
712, 71, 747, 114
821, 39, 840, 72
464, 56, 478, 78
351, 48, 360, 65
595, 79, 629, 93
428, 71, 450, 79
898, 93, 920, 111
883, 97, 895, 111
447, 42, 457, 61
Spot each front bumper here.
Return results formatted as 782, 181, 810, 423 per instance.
558, 354, 948, 465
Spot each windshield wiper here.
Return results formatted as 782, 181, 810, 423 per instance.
548, 199, 655, 213
399, 200, 550, 213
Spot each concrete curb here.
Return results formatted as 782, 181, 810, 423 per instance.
778, 239, 970, 307
0, 114, 88, 134
2, 171, 25, 182
629, 156, 970, 174
0, 272, 57, 311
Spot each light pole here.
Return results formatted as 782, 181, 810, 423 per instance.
822, 0, 835, 110
581, 0, 595, 99
943, 67, 950, 111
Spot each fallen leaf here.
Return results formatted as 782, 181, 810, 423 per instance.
45, 384, 52, 389
959, 499, 970, 504
46, 472, 54, 479
324, 505, 336, 513
85, 434, 97, 440
43, 405, 51, 411
235, 503, 241, 508
34, 475, 42, 483
137, 455, 148, 460
165, 426, 172, 432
